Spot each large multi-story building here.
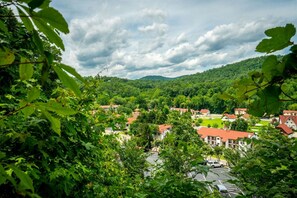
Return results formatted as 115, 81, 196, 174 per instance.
197, 127, 254, 149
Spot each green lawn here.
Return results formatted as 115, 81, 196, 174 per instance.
259, 120, 270, 126
199, 118, 224, 128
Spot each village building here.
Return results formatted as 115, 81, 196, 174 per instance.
276, 124, 294, 136
157, 124, 172, 140
197, 127, 254, 149
200, 109, 210, 116
221, 114, 237, 122
234, 108, 248, 116
126, 110, 140, 130
283, 110, 297, 116
100, 105, 120, 112
279, 115, 297, 130
170, 107, 194, 114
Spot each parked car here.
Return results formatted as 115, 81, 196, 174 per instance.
207, 160, 223, 168
214, 184, 230, 197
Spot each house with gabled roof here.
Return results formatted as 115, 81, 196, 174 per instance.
283, 110, 297, 116
170, 107, 194, 114
200, 109, 210, 116
197, 127, 254, 149
222, 114, 237, 122
279, 115, 297, 130
276, 124, 293, 136
157, 124, 172, 140
100, 105, 120, 112
126, 111, 140, 130
234, 108, 248, 116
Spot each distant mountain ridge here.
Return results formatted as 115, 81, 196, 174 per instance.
139, 75, 174, 81
138, 56, 267, 82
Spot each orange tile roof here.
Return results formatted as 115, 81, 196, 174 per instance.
197, 127, 253, 142
235, 108, 247, 111
223, 114, 237, 119
200, 109, 210, 113
242, 113, 250, 119
127, 117, 136, 124
276, 124, 293, 135
283, 110, 297, 114
158, 124, 172, 134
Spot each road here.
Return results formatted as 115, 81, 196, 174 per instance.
194, 167, 244, 197
146, 152, 244, 197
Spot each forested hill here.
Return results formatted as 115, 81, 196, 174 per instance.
170, 56, 265, 83
136, 56, 266, 83
92, 55, 295, 113
139, 75, 174, 81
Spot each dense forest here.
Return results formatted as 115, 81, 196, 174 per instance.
0, 1, 297, 198
91, 56, 297, 115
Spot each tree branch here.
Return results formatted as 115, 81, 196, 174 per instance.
1, 103, 31, 120
0, 61, 45, 69
281, 89, 297, 102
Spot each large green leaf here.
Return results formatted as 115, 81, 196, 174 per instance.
36, 7, 69, 34
32, 29, 44, 53
53, 65, 81, 97
262, 55, 284, 81
248, 85, 281, 117
11, 166, 34, 192
0, 20, 8, 34
59, 63, 85, 82
44, 100, 77, 116
27, 87, 40, 102
0, 164, 8, 185
40, 109, 61, 135
0, 48, 15, 65
17, 6, 34, 31
19, 57, 34, 80
256, 24, 296, 53
33, 18, 65, 50
19, 100, 35, 118
28, 0, 47, 10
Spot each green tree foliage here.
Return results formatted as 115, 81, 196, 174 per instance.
230, 118, 249, 131
142, 113, 214, 197
0, 1, 141, 197
226, 24, 297, 198
231, 24, 297, 117
230, 128, 297, 197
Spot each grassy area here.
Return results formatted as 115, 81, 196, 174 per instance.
199, 118, 224, 128
259, 120, 270, 126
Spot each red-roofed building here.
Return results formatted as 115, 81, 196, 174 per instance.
170, 107, 196, 116
242, 113, 250, 120
200, 109, 210, 116
235, 108, 248, 116
157, 124, 172, 140
279, 115, 297, 130
283, 110, 297, 116
276, 124, 293, 136
100, 105, 120, 112
197, 127, 254, 149
126, 111, 140, 130
222, 114, 237, 122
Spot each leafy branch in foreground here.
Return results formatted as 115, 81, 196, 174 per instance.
226, 24, 297, 116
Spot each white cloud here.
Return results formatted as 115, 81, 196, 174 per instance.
142, 8, 166, 21
56, 0, 297, 79
195, 20, 279, 52
138, 23, 168, 35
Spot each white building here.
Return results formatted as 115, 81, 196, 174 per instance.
197, 127, 254, 149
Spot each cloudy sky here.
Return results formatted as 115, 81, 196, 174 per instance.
52, 0, 297, 79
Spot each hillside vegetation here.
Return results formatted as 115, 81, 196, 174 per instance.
94, 55, 296, 114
